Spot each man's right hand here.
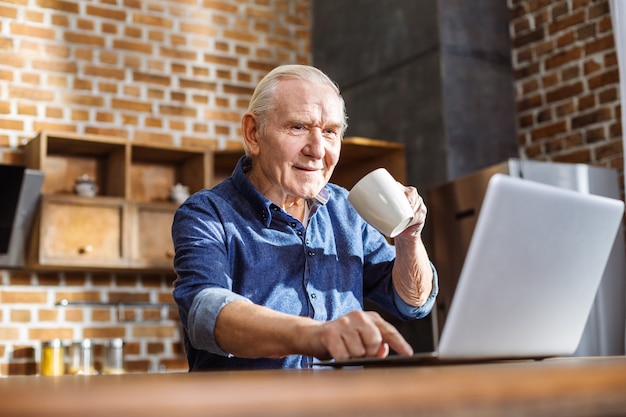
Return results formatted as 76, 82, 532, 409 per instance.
307, 310, 414, 361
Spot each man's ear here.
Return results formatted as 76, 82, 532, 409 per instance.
242, 113, 260, 156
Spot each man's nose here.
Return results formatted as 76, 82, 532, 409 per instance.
304, 129, 325, 159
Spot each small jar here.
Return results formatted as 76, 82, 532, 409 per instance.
41, 339, 65, 376
169, 183, 190, 204
73, 174, 98, 197
66, 339, 97, 375
102, 338, 125, 375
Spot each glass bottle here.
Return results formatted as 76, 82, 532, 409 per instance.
102, 338, 125, 375
41, 339, 64, 376
66, 339, 96, 375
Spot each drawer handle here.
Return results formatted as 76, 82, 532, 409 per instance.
78, 245, 93, 255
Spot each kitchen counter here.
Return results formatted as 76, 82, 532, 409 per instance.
1, 356, 625, 417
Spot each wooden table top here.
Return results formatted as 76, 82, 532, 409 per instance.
1, 356, 625, 417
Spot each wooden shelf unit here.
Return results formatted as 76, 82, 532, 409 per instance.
23, 131, 237, 271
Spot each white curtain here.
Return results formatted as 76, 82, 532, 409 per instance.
608, 0, 626, 353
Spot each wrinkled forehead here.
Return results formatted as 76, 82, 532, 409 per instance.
271, 79, 345, 123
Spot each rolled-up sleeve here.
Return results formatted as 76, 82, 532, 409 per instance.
188, 288, 252, 356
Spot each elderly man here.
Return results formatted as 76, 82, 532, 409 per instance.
172, 64, 438, 370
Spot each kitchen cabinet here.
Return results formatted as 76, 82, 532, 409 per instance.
23, 132, 405, 271
23, 131, 220, 271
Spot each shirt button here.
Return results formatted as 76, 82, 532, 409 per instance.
310, 293, 317, 299
290, 222, 297, 228
297, 231, 303, 236
308, 251, 314, 256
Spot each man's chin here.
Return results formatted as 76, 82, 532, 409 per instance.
291, 180, 326, 198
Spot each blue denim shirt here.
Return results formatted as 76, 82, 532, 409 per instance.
172, 157, 438, 370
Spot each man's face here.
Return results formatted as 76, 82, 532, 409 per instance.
247, 79, 344, 203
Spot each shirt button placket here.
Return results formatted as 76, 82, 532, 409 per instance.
300, 226, 316, 320
307, 286, 318, 320
293, 223, 306, 243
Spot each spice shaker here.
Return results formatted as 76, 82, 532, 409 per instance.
102, 338, 125, 375
41, 339, 65, 376
66, 339, 97, 375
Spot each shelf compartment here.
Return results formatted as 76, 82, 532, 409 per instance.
130, 144, 209, 203
23, 131, 127, 198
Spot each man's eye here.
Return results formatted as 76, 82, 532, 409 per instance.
290, 125, 309, 135
291, 125, 307, 132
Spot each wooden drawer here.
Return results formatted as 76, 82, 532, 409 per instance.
31, 195, 128, 269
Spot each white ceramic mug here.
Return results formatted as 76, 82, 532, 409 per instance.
348, 168, 414, 238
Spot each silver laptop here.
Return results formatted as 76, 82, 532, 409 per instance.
319, 174, 625, 367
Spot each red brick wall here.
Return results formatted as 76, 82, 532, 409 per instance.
509, 0, 623, 190
0, 0, 310, 159
0, 0, 310, 375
